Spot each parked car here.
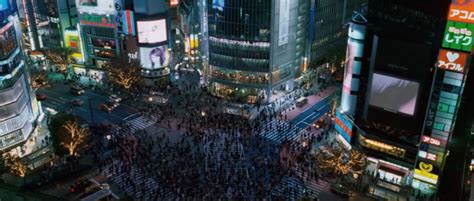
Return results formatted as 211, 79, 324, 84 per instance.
36, 93, 47, 100
108, 94, 122, 103
70, 85, 85, 95
71, 99, 84, 106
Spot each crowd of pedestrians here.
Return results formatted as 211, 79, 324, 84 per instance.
88, 70, 335, 200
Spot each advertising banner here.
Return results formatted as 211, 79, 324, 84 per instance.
442, 21, 474, 52
77, 0, 118, 13
122, 10, 136, 36
79, 14, 115, 27
448, 0, 474, 23
437, 49, 468, 73
139, 45, 171, 70
414, 161, 439, 185
278, 0, 290, 46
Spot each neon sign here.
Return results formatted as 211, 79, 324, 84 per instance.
442, 21, 474, 51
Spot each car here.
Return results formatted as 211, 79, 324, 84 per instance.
100, 103, 113, 113
314, 118, 325, 129
108, 94, 122, 103
36, 93, 47, 100
70, 85, 85, 95
71, 99, 84, 106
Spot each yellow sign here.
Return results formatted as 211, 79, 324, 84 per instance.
419, 162, 433, 173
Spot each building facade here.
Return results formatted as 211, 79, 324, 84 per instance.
75, 0, 125, 82
308, 0, 367, 67
332, 0, 473, 200
205, 0, 308, 106
0, 0, 52, 171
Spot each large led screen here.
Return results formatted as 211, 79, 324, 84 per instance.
137, 19, 167, 44
140, 46, 170, 70
369, 73, 420, 115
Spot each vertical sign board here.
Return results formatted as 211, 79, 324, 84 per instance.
122, 10, 136, 36
278, 0, 290, 46
412, 0, 472, 194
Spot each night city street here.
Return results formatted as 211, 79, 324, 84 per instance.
1, 0, 474, 201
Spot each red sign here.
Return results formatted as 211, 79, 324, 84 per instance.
437, 49, 468, 73
448, 0, 474, 23
421, 135, 442, 146
335, 118, 352, 138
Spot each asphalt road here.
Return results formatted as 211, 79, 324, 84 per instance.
290, 93, 337, 130
36, 83, 139, 125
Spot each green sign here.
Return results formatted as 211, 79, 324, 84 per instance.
442, 21, 474, 52
79, 14, 115, 27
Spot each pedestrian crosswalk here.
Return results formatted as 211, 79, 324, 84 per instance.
255, 119, 312, 145
102, 160, 174, 200
271, 173, 330, 200
126, 115, 156, 133
110, 114, 156, 138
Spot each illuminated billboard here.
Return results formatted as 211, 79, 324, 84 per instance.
64, 30, 84, 62
212, 0, 224, 11
170, 0, 179, 7
92, 38, 116, 49
448, 0, 474, 23
437, 49, 468, 73
139, 46, 171, 70
78, 0, 97, 6
442, 21, 474, 52
335, 110, 353, 144
369, 73, 420, 116
137, 19, 167, 44
79, 14, 115, 27
122, 10, 136, 36
0, 0, 9, 11
76, 0, 118, 13
414, 161, 439, 185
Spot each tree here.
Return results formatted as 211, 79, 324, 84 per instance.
2, 153, 27, 177
60, 120, 89, 156
330, 97, 339, 117
49, 114, 89, 157
315, 147, 367, 176
45, 47, 73, 72
103, 53, 142, 90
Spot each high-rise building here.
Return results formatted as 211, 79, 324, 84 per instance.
308, 0, 367, 67
205, 0, 308, 109
333, 0, 474, 200
0, 0, 52, 172
75, 0, 125, 81
20, 0, 78, 51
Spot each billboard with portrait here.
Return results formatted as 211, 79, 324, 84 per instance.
139, 46, 171, 70
137, 19, 167, 44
